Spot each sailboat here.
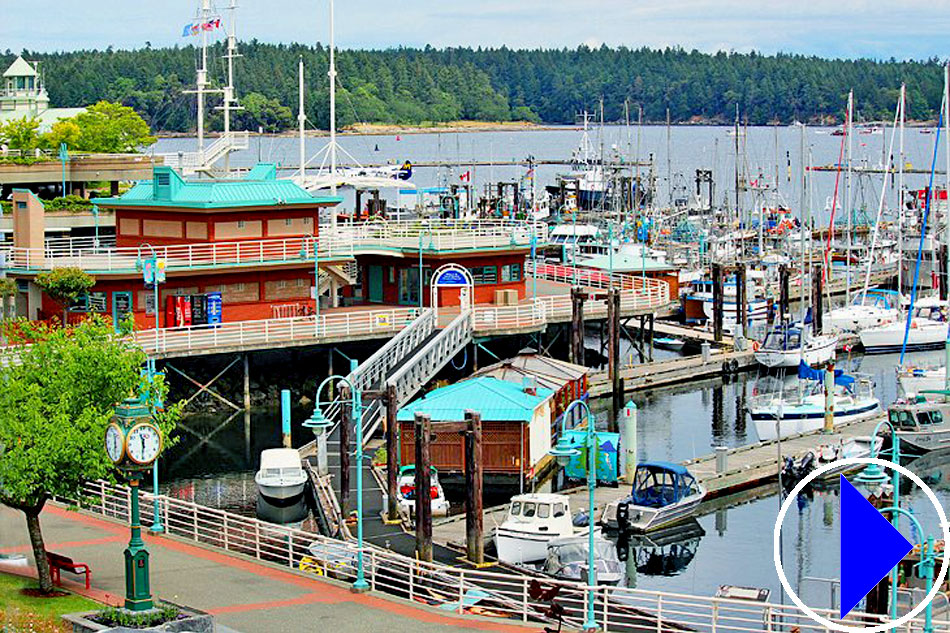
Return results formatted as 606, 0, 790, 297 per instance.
826, 289, 902, 333
753, 312, 837, 369
859, 296, 948, 353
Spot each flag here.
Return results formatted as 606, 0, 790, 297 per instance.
459, 171, 471, 182
526, 167, 535, 178
182, 18, 221, 37
395, 135, 402, 141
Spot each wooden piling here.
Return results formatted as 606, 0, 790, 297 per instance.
385, 383, 399, 522
812, 263, 823, 333
607, 288, 621, 423
941, 245, 949, 302
339, 383, 351, 517
736, 264, 747, 340
243, 353, 251, 462
712, 263, 724, 343
779, 263, 790, 322
464, 410, 484, 566
570, 287, 585, 366
414, 413, 433, 563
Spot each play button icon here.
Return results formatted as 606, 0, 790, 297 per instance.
839, 475, 913, 618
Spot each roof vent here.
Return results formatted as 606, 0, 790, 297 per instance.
522, 376, 537, 396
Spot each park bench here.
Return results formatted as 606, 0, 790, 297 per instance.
46, 551, 91, 589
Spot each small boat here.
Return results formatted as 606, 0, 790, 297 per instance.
749, 363, 880, 441
826, 289, 902, 333
888, 396, 950, 454
396, 464, 450, 520
542, 536, 624, 584
494, 493, 598, 564
255, 448, 307, 504
653, 337, 685, 351
754, 320, 837, 369
898, 365, 946, 397
600, 462, 706, 532
859, 297, 948, 353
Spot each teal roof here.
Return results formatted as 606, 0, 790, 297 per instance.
396, 377, 553, 423
580, 253, 674, 273
93, 164, 342, 209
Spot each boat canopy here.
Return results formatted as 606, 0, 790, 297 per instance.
631, 461, 699, 508
797, 361, 855, 389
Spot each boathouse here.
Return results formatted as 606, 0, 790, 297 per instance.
577, 252, 680, 297
397, 376, 555, 483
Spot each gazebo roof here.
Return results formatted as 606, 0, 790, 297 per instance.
3, 57, 38, 78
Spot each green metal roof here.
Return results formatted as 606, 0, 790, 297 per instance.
580, 253, 674, 273
396, 377, 553, 423
93, 164, 342, 209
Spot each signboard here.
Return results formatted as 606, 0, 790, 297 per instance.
142, 258, 166, 286
374, 313, 392, 328
435, 269, 468, 287
206, 292, 222, 327
562, 430, 619, 484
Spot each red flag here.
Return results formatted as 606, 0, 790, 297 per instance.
459, 171, 471, 182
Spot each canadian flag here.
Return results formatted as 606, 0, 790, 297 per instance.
459, 171, 471, 182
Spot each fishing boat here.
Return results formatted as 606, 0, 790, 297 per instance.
494, 493, 598, 564
826, 289, 902, 333
898, 365, 948, 397
653, 337, 685, 351
395, 464, 450, 520
542, 536, 624, 584
753, 320, 837, 369
600, 462, 706, 532
887, 396, 950, 454
749, 363, 880, 441
255, 448, 307, 504
859, 297, 948, 353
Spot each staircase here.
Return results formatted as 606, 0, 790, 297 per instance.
157, 131, 250, 176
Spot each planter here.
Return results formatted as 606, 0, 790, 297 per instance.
62, 602, 214, 633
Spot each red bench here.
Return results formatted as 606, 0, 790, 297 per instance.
46, 551, 91, 589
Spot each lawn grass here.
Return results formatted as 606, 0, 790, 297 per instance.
0, 571, 100, 619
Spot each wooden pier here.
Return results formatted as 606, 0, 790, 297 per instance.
588, 349, 754, 396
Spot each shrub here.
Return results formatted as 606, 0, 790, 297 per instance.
93, 603, 180, 628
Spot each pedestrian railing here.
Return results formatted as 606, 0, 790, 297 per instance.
69, 480, 945, 633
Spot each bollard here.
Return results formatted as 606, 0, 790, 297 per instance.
622, 402, 638, 484
701, 342, 711, 364
280, 389, 292, 448
824, 362, 835, 433
715, 446, 729, 474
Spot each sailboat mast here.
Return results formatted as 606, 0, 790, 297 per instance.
197, 0, 211, 152
298, 57, 306, 183
666, 107, 672, 209
845, 90, 854, 305
898, 84, 906, 296
328, 0, 338, 200
943, 63, 949, 391
223, 0, 238, 173
734, 103, 740, 256
799, 122, 807, 321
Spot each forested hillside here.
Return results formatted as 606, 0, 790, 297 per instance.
2, 43, 943, 132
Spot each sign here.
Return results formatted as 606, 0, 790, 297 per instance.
374, 314, 392, 328
206, 292, 222, 327
435, 269, 468, 287
142, 259, 166, 286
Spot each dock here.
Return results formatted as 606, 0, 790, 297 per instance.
430, 413, 885, 552
588, 349, 754, 396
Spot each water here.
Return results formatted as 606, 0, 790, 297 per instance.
152, 124, 945, 223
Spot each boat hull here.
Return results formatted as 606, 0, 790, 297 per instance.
494, 526, 598, 564
751, 401, 881, 441
859, 321, 947, 353
754, 336, 837, 368
601, 491, 705, 532
256, 480, 306, 503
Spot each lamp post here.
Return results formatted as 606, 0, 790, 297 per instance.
144, 358, 165, 533
307, 365, 369, 591
92, 204, 100, 252
418, 226, 433, 309
548, 399, 598, 632
135, 244, 163, 351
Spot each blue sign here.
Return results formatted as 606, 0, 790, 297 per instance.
561, 430, 619, 484
839, 475, 913, 618
436, 269, 468, 287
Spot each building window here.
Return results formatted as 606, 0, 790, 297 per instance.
470, 266, 497, 285
156, 173, 170, 186
285, 218, 293, 226
277, 280, 288, 289
303, 217, 312, 225
295, 278, 307, 287
237, 220, 246, 229
16, 201, 26, 209
501, 263, 522, 283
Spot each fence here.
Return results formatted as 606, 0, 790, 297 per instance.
68, 480, 946, 633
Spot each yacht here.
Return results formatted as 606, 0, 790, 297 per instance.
542, 536, 624, 584
600, 462, 706, 532
898, 365, 948, 397
255, 448, 308, 504
395, 464, 450, 521
860, 297, 948, 353
826, 289, 902, 333
494, 493, 598, 564
754, 321, 837, 369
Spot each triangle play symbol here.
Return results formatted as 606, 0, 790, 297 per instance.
839, 474, 913, 618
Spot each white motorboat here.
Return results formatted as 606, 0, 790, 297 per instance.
749, 365, 880, 441
394, 464, 450, 521
860, 297, 948, 353
494, 493, 598, 564
827, 289, 902, 333
898, 365, 947, 397
888, 397, 950, 454
654, 337, 685, 352
600, 462, 706, 532
255, 448, 307, 503
542, 536, 624, 585
754, 322, 837, 369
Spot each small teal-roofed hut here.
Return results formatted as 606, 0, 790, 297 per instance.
397, 376, 556, 483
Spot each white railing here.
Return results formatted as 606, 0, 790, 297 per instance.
1, 219, 547, 272
134, 307, 421, 356
68, 480, 947, 633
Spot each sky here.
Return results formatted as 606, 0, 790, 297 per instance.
2, 0, 950, 60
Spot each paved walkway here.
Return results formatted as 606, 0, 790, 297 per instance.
0, 505, 539, 633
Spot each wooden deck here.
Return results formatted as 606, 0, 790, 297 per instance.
588, 349, 755, 396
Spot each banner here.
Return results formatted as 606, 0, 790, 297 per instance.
182, 18, 222, 37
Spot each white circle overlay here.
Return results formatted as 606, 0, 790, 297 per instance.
772, 456, 950, 633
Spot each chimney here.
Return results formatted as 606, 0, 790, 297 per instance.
522, 375, 537, 396
12, 189, 45, 266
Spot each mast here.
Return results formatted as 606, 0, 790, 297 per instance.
944, 63, 949, 391
734, 103, 740, 260
799, 122, 807, 321
196, 0, 212, 152
898, 84, 906, 296
845, 90, 854, 305
222, 0, 239, 172
666, 107, 672, 208
298, 56, 306, 183
328, 0, 338, 201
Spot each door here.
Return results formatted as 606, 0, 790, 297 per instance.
368, 265, 384, 303
112, 291, 133, 332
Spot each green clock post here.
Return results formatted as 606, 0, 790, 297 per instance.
106, 398, 164, 612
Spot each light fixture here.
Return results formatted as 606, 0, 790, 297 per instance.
549, 436, 580, 468
854, 463, 890, 491
303, 408, 332, 436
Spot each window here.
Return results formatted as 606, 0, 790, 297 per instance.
522, 502, 537, 517
16, 201, 26, 209
156, 173, 170, 186
553, 503, 566, 518
537, 504, 550, 519
470, 266, 497, 285
510, 502, 521, 517
87, 292, 107, 312
277, 280, 288, 289
501, 263, 522, 282
237, 220, 246, 229
285, 218, 293, 226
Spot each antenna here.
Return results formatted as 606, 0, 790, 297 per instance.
299, 56, 306, 183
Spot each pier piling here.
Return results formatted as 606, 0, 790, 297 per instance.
243, 354, 251, 462
712, 263, 724, 343
608, 288, 621, 421
622, 402, 638, 484
464, 410, 484, 565
340, 383, 351, 516
414, 413, 433, 563
812, 263, 824, 333
779, 263, 790, 322
570, 287, 585, 366
823, 362, 835, 433
280, 389, 292, 448
736, 264, 747, 341
385, 384, 399, 522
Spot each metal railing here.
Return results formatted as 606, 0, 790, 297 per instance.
67, 480, 947, 633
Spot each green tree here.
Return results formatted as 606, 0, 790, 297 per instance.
42, 119, 82, 150
237, 92, 294, 132
0, 116, 41, 151
0, 316, 180, 593
68, 101, 157, 152
35, 267, 95, 324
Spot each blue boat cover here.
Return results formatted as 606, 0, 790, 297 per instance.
631, 462, 697, 508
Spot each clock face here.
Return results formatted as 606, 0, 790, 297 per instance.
105, 424, 125, 463
125, 423, 162, 465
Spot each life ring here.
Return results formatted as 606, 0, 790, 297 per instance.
752, 341, 760, 351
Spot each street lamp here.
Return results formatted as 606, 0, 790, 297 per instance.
135, 243, 163, 348
311, 365, 369, 591
548, 398, 598, 632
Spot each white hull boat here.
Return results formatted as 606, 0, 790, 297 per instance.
601, 462, 706, 533
494, 493, 599, 564
754, 323, 837, 369
255, 448, 307, 503
898, 366, 946, 397
860, 319, 947, 353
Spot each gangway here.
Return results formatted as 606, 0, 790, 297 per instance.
156, 131, 250, 176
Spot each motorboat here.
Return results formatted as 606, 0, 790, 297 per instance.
654, 337, 685, 352
898, 365, 947, 398
887, 396, 950, 454
494, 493, 598, 564
749, 363, 880, 441
860, 297, 948, 353
827, 289, 902, 333
600, 462, 706, 532
255, 448, 307, 504
542, 536, 624, 585
395, 464, 450, 521
753, 321, 837, 369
